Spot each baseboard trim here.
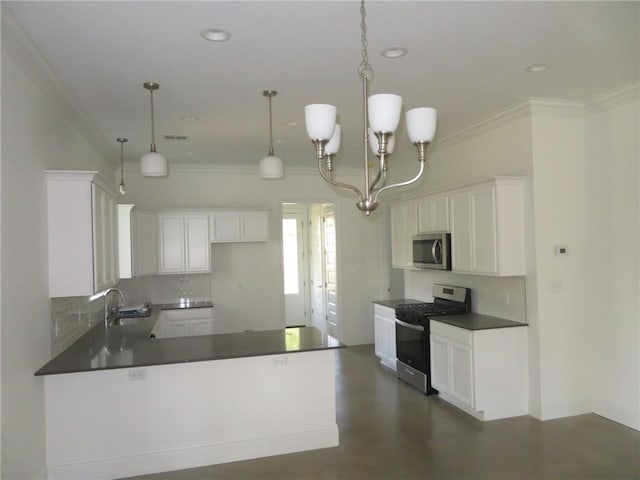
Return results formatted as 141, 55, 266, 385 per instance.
47, 426, 339, 480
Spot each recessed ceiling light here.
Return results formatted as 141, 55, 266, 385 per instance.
201, 29, 231, 42
382, 47, 408, 59
180, 115, 198, 122
526, 64, 551, 73
285, 121, 298, 127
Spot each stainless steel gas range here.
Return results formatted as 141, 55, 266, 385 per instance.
394, 284, 471, 395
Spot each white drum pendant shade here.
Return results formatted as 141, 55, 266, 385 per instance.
260, 154, 284, 179
141, 151, 168, 177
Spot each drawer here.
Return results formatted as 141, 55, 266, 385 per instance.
374, 304, 395, 317
164, 307, 213, 321
430, 320, 472, 347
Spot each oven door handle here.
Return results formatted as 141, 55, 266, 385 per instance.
395, 318, 425, 332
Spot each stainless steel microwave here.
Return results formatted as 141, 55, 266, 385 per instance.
412, 233, 451, 270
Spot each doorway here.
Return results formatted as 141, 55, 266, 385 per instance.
282, 203, 337, 337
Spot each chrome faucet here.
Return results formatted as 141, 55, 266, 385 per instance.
103, 288, 126, 327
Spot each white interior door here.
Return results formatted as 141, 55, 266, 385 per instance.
322, 205, 338, 339
282, 208, 309, 327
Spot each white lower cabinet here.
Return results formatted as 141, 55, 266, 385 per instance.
430, 320, 528, 421
374, 304, 396, 371
153, 308, 215, 339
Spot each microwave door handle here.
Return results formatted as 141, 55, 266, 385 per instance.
395, 318, 425, 331
432, 239, 442, 263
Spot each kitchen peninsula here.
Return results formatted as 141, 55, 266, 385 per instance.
36, 305, 343, 480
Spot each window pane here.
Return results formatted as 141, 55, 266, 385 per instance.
282, 218, 299, 295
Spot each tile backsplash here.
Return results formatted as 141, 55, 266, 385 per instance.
118, 274, 211, 305
51, 295, 104, 356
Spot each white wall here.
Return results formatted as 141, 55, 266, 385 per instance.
584, 86, 640, 429
401, 87, 640, 430
529, 101, 591, 419
1, 15, 116, 478
119, 166, 386, 346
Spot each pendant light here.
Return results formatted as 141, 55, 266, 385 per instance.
141, 82, 168, 177
304, 0, 437, 215
117, 137, 127, 195
259, 90, 284, 179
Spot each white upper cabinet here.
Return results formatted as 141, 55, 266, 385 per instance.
390, 200, 418, 269
209, 210, 269, 243
450, 178, 525, 276
417, 194, 450, 233
158, 212, 210, 274
46, 170, 118, 297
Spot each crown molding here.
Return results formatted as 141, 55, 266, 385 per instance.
1, 5, 117, 165
430, 99, 533, 153
584, 82, 639, 113
123, 162, 361, 177
430, 83, 638, 153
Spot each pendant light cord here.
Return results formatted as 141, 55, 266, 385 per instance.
120, 141, 125, 183
268, 94, 274, 156
149, 89, 157, 152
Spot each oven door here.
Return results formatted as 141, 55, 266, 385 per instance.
395, 318, 427, 373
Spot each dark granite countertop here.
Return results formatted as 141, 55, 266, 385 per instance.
431, 313, 527, 331
36, 303, 342, 376
373, 298, 426, 308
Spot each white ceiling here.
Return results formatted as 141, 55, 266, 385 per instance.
4, 1, 639, 170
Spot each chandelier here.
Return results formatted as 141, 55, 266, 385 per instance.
304, 0, 437, 215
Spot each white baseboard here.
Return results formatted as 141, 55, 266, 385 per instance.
47, 426, 339, 480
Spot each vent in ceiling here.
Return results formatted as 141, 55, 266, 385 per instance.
163, 134, 189, 141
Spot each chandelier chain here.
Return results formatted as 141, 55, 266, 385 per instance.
358, 0, 373, 81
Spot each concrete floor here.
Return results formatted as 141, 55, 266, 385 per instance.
126, 345, 640, 480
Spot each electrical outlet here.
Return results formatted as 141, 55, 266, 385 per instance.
128, 369, 147, 381
272, 356, 288, 368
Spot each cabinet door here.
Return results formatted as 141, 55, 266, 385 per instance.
374, 312, 396, 370
190, 318, 215, 336
210, 213, 242, 242
418, 195, 449, 233
429, 334, 450, 392
161, 319, 191, 339
92, 184, 118, 292
450, 191, 472, 272
185, 214, 210, 272
242, 212, 269, 241
450, 342, 474, 409
159, 215, 185, 273
132, 210, 158, 276
390, 201, 417, 268
470, 186, 497, 274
